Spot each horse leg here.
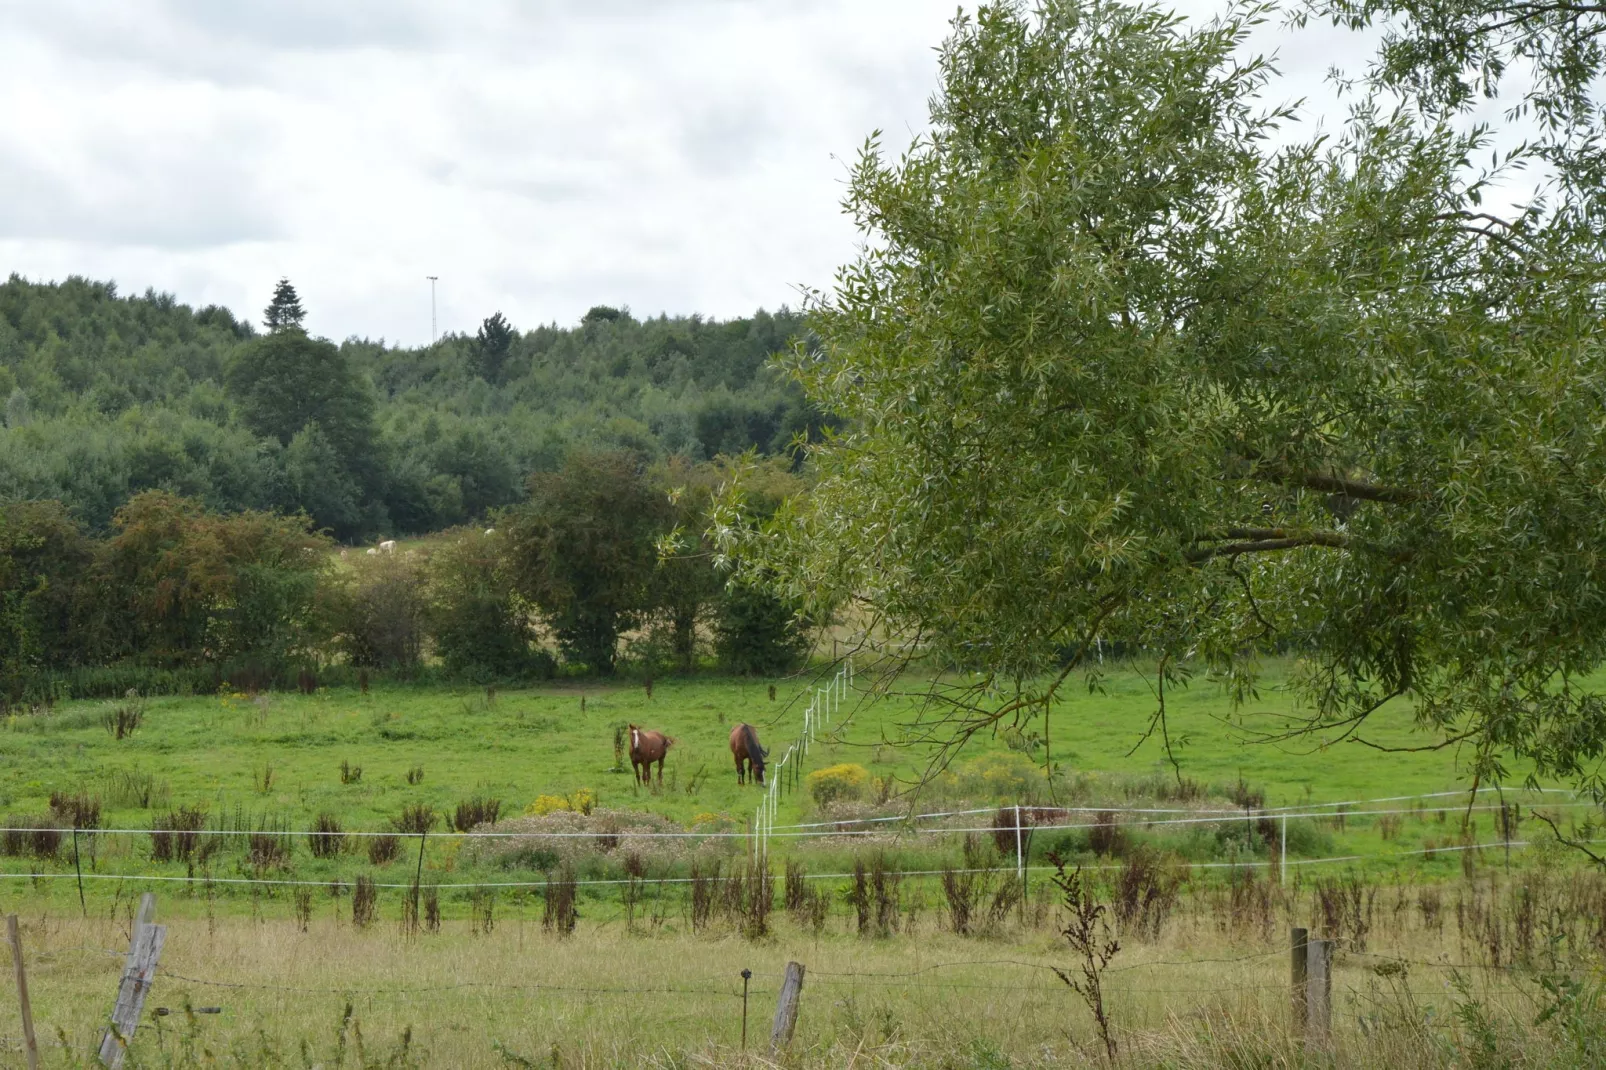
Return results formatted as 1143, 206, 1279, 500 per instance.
656, 757, 665, 786
734, 753, 744, 785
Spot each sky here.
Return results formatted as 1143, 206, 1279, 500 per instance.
0, 1, 1473, 345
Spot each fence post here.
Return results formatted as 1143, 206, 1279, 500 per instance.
740, 968, 752, 1049
98, 895, 167, 1069
1014, 804, 1025, 882
1280, 815, 1288, 887
771, 960, 806, 1052
7, 915, 39, 1070
72, 827, 86, 917
1306, 938, 1333, 1052
1290, 926, 1308, 1037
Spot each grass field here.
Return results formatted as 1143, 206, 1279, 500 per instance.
0, 661, 1600, 1067
0, 658, 1581, 914
0, 659, 1548, 825
5, 864, 1602, 1068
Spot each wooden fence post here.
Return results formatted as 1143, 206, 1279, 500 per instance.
1289, 926, 1308, 1036
770, 960, 806, 1052
98, 894, 167, 1069
1306, 938, 1333, 1052
7, 916, 39, 1070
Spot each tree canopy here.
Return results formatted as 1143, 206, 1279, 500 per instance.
0, 275, 818, 539
723, 0, 1606, 794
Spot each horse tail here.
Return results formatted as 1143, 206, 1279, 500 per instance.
665, 735, 677, 750
742, 724, 765, 769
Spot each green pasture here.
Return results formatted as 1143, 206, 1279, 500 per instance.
0, 659, 1583, 912
0, 659, 1508, 822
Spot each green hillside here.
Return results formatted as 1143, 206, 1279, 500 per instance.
0, 275, 818, 538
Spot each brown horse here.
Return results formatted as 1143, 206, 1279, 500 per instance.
729, 723, 768, 786
628, 724, 674, 786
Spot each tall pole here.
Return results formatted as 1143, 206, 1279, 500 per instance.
426, 276, 439, 344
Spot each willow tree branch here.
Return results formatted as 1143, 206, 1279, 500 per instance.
1184, 532, 1351, 562
1251, 465, 1427, 505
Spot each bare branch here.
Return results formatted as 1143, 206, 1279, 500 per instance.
1531, 808, 1606, 867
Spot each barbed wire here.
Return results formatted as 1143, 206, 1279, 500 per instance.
154, 968, 744, 999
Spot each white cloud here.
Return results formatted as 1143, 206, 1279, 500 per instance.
0, 1, 1487, 345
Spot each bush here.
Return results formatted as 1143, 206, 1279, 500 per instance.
368, 834, 401, 865
714, 582, 809, 675
324, 552, 427, 671
91, 491, 329, 671
150, 806, 207, 863
393, 804, 437, 835
0, 501, 92, 705
807, 763, 870, 807
102, 691, 145, 739
525, 794, 571, 817
428, 530, 549, 680
48, 791, 101, 830
454, 796, 502, 832
1, 816, 62, 860
309, 813, 344, 858
950, 751, 1047, 802
524, 789, 596, 818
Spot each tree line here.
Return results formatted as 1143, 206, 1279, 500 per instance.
0, 275, 824, 541
0, 451, 809, 705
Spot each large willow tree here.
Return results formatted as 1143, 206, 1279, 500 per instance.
718, 0, 1606, 793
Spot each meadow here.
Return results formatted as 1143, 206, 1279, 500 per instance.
0, 661, 1599, 1067
0, 659, 1581, 911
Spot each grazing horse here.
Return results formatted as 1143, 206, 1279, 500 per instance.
730, 723, 768, 786
628, 724, 674, 786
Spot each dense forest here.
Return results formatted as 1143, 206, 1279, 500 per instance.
0, 274, 820, 540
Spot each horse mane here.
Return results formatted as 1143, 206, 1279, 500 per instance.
741, 723, 766, 767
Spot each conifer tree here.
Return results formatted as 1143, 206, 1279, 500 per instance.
475, 312, 516, 383
263, 278, 306, 334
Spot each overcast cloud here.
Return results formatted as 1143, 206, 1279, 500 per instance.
0, 1, 1483, 344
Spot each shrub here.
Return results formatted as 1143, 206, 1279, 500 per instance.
93, 492, 329, 671
1, 816, 61, 860
393, 804, 437, 835
951, 751, 1045, 801
324, 553, 427, 671
102, 691, 145, 740
48, 791, 101, 830
1112, 845, 1182, 940
713, 582, 809, 675
150, 806, 207, 863
453, 796, 502, 832
368, 834, 401, 865
309, 813, 344, 859
427, 530, 548, 680
105, 768, 170, 809
807, 763, 870, 807
524, 791, 595, 818
248, 831, 291, 869
1088, 812, 1126, 857
525, 795, 571, 817
352, 875, 377, 927
0, 501, 92, 705
543, 864, 578, 936
339, 760, 362, 785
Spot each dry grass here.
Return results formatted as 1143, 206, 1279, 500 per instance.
2, 868, 1601, 1068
